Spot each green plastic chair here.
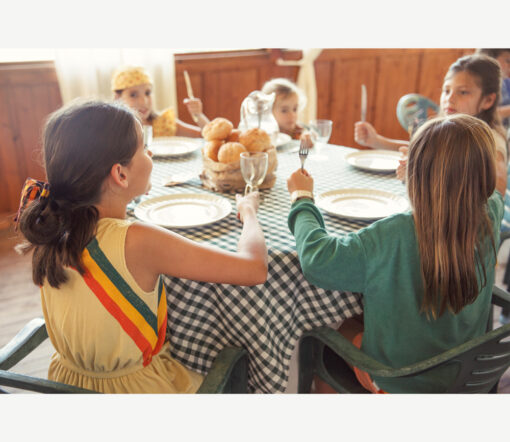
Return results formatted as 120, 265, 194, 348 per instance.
0, 318, 248, 394
298, 285, 510, 394
396, 93, 439, 134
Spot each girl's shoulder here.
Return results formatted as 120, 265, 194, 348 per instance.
152, 108, 177, 137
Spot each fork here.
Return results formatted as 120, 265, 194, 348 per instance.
299, 140, 309, 172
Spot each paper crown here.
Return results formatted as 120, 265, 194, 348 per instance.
111, 66, 153, 91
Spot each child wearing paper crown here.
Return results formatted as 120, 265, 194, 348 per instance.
111, 66, 210, 138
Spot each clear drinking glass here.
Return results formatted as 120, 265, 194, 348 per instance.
143, 125, 153, 148
240, 151, 268, 195
309, 119, 333, 160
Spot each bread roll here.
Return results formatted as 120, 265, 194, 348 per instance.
218, 142, 247, 164
202, 118, 233, 141
227, 128, 241, 142
204, 139, 224, 162
239, 128, 272, 152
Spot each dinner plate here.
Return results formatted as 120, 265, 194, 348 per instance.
316, 188, 409, 221
345, 150, 401, 172
149, 136, 203, 158
274, 132, 292, 148
134, 194, 232, 228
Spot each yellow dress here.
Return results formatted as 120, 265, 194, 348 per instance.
151, 108, 177, 137
40, 217, 203, 393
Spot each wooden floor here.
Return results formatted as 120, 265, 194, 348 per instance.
1, 223, 510, 394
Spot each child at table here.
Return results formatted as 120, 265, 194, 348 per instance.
476, 48, 510, 131
111, 65, 210, 138
15, 99, 267, 394
288, 114, 506, 393
262, 77, 308, 140
354, 54, 508, 168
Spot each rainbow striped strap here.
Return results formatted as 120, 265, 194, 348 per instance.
81, 237, 167, 367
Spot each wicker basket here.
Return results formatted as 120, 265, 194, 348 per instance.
200, 147, 278, 193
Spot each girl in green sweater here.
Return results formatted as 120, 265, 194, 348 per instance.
287, 114, 506, 393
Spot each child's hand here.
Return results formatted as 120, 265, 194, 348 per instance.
300, 131, 314, 149
287, 168, 314, 194
183, 98, 203, 116
396, 146, 408, 182
236, 192, 259, 222
354, 121, 378, 148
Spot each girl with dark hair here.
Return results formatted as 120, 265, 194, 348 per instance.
16, 99, 267, 393
288, 114, 506, 393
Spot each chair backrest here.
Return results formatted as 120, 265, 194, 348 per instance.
396, 93, 439, 133
443, 323, 510, 393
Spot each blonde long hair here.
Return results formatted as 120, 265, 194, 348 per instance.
407, 114, 497, 318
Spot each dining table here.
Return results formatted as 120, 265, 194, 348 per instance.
129, 139, 408, 393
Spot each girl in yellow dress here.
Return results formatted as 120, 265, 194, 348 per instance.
111, 65, 210, 138
15, 100, 267, 393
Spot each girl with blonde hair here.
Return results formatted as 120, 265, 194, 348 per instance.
287, 114, 506, 393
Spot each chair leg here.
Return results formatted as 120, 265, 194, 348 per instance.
298, 337, 316, 393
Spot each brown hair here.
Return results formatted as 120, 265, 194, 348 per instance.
476, 48, 510, 59
407, 114, 497, 318
18, 99, 139, 288
445, 54, 505, 137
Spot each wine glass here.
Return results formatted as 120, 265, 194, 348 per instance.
240, 152, 268, 195
309, 119, 333, 160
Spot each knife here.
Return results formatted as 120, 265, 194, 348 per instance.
183, 70, 199, 123
361, 84, 367, 122
183, 70, 195, 99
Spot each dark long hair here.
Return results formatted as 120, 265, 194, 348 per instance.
18, 100, 139, 288
407, 114, 497, 318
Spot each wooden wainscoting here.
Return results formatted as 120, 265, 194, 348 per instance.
175, 48, 473, 148
175, 48, 303, 127
0, 61, 62, 222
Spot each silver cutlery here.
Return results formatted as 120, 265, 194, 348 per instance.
183, 70, 199, 123
361, 84, 367, 122
299, 140, 309, 171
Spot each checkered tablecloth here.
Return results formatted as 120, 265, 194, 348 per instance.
132, 141, 407, 393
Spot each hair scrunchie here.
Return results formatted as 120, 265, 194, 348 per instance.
14, 177, 51, 230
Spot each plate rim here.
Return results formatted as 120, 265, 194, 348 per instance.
345, 149, 401, 172
275, 132, 292, 147
134, 193, 232, 228
149, 136, 203, 158
316, 188, 409, 221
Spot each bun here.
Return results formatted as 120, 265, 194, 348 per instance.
217, 142, 247, 164
227, 129, 241, 142
204, 140, 224, 162
239, 128, 272, 152
202, 118, 233, 141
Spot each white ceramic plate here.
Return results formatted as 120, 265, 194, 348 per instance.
134, 194, 232, 228
345, 150, 401, 172
149, 136, 203, 158
274, 132, 292, 148
316, 188, 409, 221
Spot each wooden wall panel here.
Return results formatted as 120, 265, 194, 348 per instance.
0, 62, 62, 217
373, 52, 422, 141
329, 56, 378, 148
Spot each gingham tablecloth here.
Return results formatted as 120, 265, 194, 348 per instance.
131, 141, 407, 393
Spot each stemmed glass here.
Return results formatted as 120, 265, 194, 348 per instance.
240, 152, 268, 195
309, 119, 333, 160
